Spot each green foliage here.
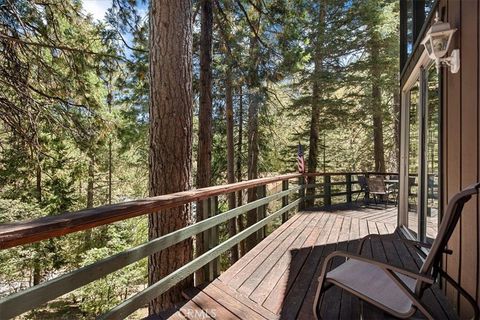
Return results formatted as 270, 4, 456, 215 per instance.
0, 200, 46, 295
0, 0, 401, 317
75, 219, 147, 315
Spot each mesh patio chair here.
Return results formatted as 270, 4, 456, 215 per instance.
355, 175, 369, 203
367, 176, 392, 208
313, 182, 480, 320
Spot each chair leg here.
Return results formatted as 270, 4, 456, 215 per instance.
313, 278, 326, 320
313, 280, 334, 319
313, 258, 335, 320
438, 269, 480, 320
412, 298, 435, 320
355, 190, 361, 202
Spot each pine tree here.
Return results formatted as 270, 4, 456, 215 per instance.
148, 0, 194, 312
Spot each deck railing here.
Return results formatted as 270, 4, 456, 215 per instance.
303, 172, 398, 206
0, 171, 397, 319
0, 173, 303, 319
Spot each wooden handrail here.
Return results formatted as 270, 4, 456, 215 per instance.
304, 171, 399, 177
0, 173, 301, 250
0, 187, 301, 319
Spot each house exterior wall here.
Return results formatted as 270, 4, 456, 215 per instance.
400, 0, 480, 317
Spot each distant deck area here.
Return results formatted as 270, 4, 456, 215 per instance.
158, 204, 455, 319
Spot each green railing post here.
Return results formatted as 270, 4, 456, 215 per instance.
199, 196, 220, 282
346, 173, 352, 203
365, 172, 370, 202
209, 196, 220, 280
256, 185, 267, 241
324, 174, 331, 206
298, 176, 305, 210
195, 198, 210, 285
282, 180, 289, 223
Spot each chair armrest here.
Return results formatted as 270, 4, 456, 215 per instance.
321, 250, 434, 285
357, 234, 432, 255
401, 239, 432, 249
357, 233, 399, 254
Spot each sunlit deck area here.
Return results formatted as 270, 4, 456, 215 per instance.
158, 205, 455, 320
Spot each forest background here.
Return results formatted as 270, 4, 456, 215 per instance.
0, 0, 401, 318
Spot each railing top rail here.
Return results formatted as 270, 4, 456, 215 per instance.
304, 171, 399, 176
0, 173, 301, 250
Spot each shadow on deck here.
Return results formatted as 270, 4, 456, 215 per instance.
156, 204, 456, 320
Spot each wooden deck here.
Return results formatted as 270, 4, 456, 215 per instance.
158, 205, 456, 319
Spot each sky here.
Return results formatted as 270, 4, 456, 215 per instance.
81, 0, 147, 55
82, 0, 112, 21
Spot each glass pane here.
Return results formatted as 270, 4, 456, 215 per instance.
408, 83, 420, 236
407, 0, 413, 55
425, 0, 436, 15
426, 66, 439, 240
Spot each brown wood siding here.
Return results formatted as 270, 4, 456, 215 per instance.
401, 0, 480, 317
446, 0, 462, 312
460, 0, 478, 316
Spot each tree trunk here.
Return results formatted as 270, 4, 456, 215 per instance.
84, 154, 95, 250
236, 86, 246, 256
236, 87, 244, 208
306, 2, 326, 208
148, 0, 193, 313
87, 155, 94, 208
33, 152, 42, 286
245, 8, 261, 251
195, 0, 213, 285
370, 33, 385, 173
36, 159, 41, 203
217, 5, 239, 263
246, 94, 259, 251
107, 77, 113, 205
226, 64, 238, 263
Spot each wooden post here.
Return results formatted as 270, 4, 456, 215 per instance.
346, 174, 352, 203
256, 185, 266, 241
365, 173, 370, 202
195, 198, 210, 285
208, 196, 219, 280
282, 180, 289, 223
197, 196, 219, 283
324, 174, 331, 206
298, 176, 305, 210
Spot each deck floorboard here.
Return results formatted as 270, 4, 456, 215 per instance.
161, 204, 456, 320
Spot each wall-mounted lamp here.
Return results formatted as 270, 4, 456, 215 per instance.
421, 13, 460, 73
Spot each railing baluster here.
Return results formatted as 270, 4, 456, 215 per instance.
365, 172, 370, 201
346, 174, 352, 203
282, 180, 289, 222
298, 176, 305, 210
324, 174, 332, 206
208, 196, 219, 280
256, 185, 267, 241
197, 198, 210, 284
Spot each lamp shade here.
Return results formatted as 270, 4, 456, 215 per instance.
421, 18, 456, 59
